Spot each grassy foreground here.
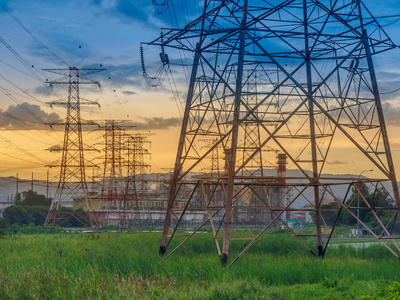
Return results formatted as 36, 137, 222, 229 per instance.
1, 231, 400, 299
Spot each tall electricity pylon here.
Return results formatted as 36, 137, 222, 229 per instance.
123, 133, 151, 227
44, 67, 105, 230
97, 120, 125, 226
144, 0, 400, 265
96, 127, 152, 228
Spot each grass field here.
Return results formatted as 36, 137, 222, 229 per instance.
1, 231, 400, 299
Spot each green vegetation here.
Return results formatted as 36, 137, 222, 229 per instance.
14, 190, 52, 207
2, 190, 89, 228
317, 185, 400, 234
2, 190, 51, 227
0, 224, 74, 235
1, 231, 400, 299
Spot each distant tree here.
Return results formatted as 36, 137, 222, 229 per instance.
3, 205, 29, 225
340, 208, 356, 226
311, 185, 394, 228
8, 190, 91, 228
341, 185, 394, 226
14, 193, 22, 206
20, 190, 51, 207
27, 206, 49, 226
56, 208, 90, 228
311, 201, 342, 226
71, 208, 90, 228
319, 202, 340, 226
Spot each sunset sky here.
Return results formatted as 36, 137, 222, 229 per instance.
1, 0, 400, 184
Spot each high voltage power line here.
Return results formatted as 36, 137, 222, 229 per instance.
0, 0, 68, 67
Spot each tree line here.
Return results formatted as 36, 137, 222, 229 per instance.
316, 185, 399, 233
0, 190, 85, 228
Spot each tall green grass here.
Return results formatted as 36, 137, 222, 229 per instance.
0, 232, 399, 299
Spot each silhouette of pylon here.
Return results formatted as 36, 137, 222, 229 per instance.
44, 66, 105, 230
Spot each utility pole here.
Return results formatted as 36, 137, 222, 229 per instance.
16, 172, 18, 197
46, 169, 49, 199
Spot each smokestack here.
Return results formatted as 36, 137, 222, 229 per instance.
277, 153, 287, 183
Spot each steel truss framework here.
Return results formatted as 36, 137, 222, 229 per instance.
44, 67, 105, 230
145, 0, 400, 265
123, 133, 152, 227
97, 120, 126, 226
97, 126, 152, 228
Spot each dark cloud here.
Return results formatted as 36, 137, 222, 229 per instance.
116, 1, 149, 23
129, 117, 181, 130
381, 102, 400, 126
326, 100, 400, 128
88, 0, 172, 27
377, 71, 400, 101
0, 102, 61, 130
34, 85, 52, 97
389, 142, 400, 151
122, 90, 136, 95
99, 63, 170, 93
326, 160, 348, 165
46, 145, 63, 152
102, 63, 143, 87
36, 60, 186, 97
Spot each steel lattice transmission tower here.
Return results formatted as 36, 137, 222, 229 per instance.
144, 0, 400, 265
97, 120, 126, 226
123, 133, 151, 227
44, 67, 105, 230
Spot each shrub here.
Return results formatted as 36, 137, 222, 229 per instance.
0, 218, 10, 229
3, 205, 29, 225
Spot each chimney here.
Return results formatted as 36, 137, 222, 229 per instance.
277, 153, 287, 184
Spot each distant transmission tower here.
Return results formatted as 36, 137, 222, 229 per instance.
123, 133, 151, 227
144, 0, 400, 265
44, 67, 105, 230
97, 120, 125, 227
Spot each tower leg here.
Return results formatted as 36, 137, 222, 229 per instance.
221, 0, 248, 265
